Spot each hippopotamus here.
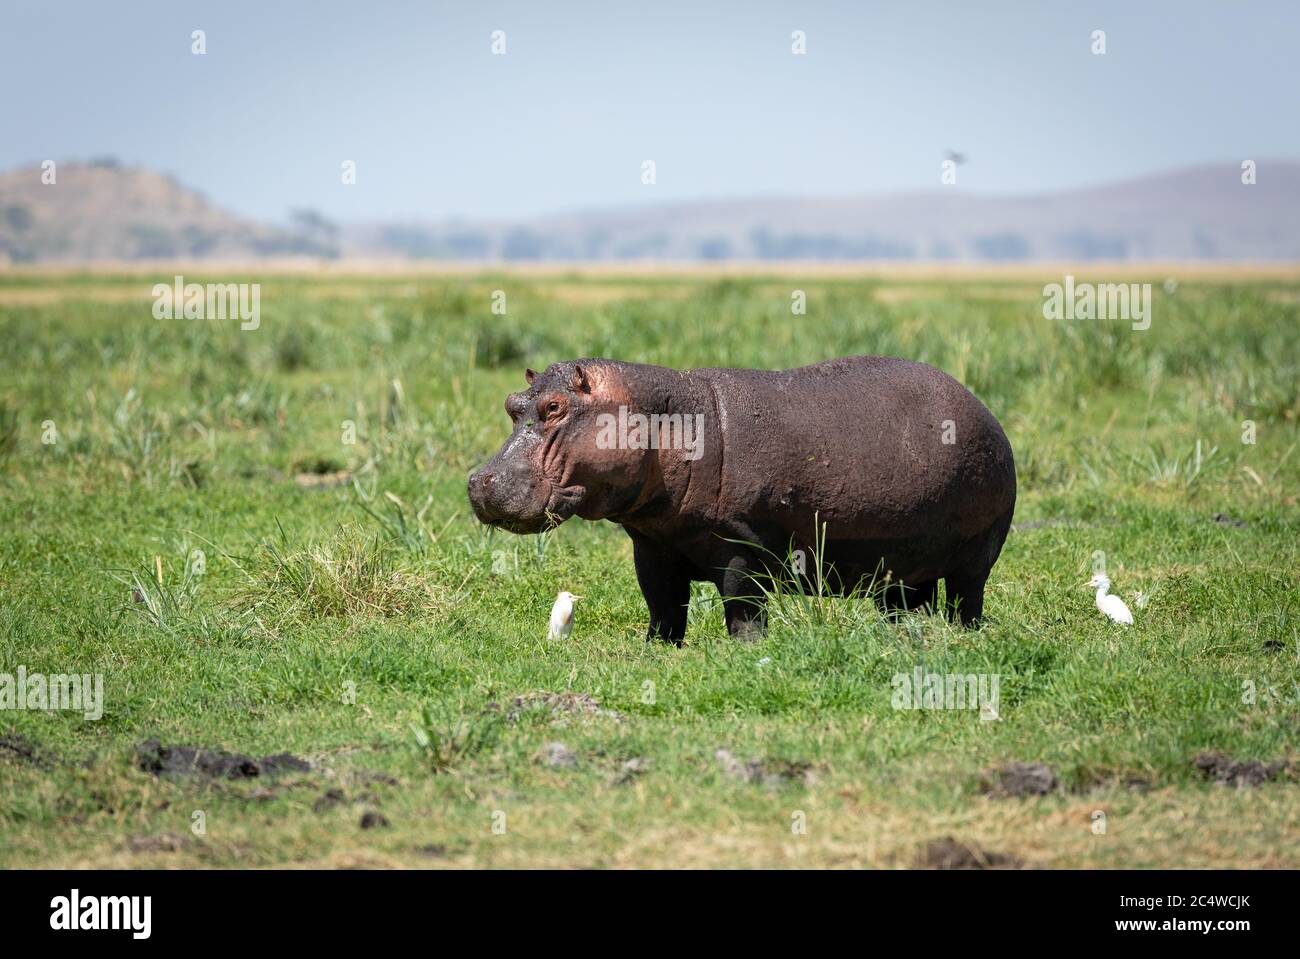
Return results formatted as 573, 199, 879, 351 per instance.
468, 356, 1016, 643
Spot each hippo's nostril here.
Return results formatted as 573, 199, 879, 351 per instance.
468, 469, 499, 522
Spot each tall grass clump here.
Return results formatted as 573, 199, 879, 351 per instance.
409, 701, 503, 774
727, 516, 894, 635
235, 522, 448, 627
111, 554, 251, 644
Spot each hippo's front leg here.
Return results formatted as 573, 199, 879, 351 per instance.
629, 531, 691, 646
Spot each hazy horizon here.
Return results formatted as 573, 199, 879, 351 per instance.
5, 0, 1299, 223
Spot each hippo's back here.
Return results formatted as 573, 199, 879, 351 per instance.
694, 356, 1016, 541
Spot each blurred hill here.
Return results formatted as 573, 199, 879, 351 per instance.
0, 159, 336, 263
3, 159, 1299, 263
349, 161, 1300, 263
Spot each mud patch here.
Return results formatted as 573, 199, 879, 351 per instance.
312, 785, 383, 812
359, 810, 390, 829
126, 833, 190, 854
1212, 513, 1248, 528
0, 732, 52, 767
313, 788, 348, 813
541, 742, 578, 769
355, 770, 402, 787
1193, 752, 1288, 788
613, 757, 648, 785
136, 739, 313, 780
981, 761, 1058, 798
918, 836, 1023, 870
486, 691, 626, 725
715, 749, 819, 787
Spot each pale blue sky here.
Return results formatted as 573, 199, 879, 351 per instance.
3, 0, 1296, 222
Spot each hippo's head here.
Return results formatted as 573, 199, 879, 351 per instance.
467, 361, 655, 533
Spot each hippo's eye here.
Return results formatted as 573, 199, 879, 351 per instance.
538, 395, 567, 422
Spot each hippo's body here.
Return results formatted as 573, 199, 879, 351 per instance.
468, 356, 1016, 642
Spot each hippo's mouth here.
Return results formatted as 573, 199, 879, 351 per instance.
542, 482, 587, 526
475, 481, 586, 534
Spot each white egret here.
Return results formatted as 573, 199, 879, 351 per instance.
548, 591, 583, 640
1085, 574, 1133, 626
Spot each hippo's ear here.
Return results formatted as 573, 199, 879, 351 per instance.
524, 368, 537, 385
570, 364, 592, 395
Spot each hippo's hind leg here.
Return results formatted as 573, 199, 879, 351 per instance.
944, 572, 988, 627
629, 531, 691, 646
944, 507, 1014, 628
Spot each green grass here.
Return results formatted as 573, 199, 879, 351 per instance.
0, 269, 1297, 868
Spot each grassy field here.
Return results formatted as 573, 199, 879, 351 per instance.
1, 268, 1297, 868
